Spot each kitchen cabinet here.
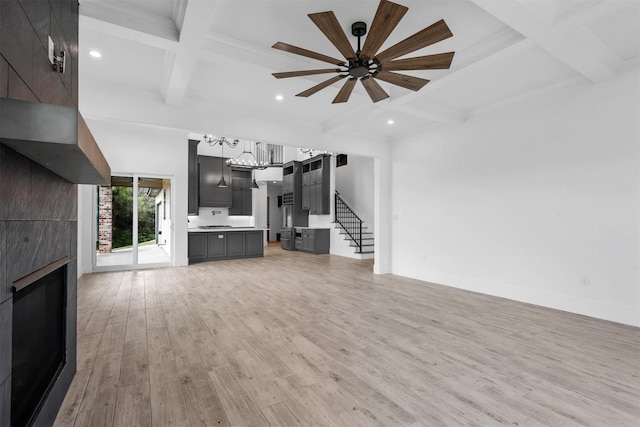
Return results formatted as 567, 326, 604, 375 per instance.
282, 162, 295, 194
281, 160, 308, 229
245, 231, 263, 256
229, 169, 252, 216
227, 231, 245, 257
199, 155, 231, 207
206, 232, 227, 258
187, 232, 207, 260
188, 139, 199, 215
302, 154, 330, 215
299, 228, 330, 254
188, 230, 263, 263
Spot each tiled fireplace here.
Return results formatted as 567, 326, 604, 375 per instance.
0, 145, 78, 426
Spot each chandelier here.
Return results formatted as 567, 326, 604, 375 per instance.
204, 134, 272, 189
204, 135, 270, 170
227, 141, 268, 170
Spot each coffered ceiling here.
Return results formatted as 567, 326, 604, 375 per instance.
77, 0, 640, 145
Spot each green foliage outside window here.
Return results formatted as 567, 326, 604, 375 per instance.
111, 186, 158, 248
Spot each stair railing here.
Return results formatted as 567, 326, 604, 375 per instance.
334, 191, 363, 253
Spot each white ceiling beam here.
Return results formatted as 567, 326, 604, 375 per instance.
391, 103, 466, 125
469, 0, 618, 82
161, 1, 219, 106
78, 15, 178, 52
79, 1, 178, 44
553, 0, 633, 28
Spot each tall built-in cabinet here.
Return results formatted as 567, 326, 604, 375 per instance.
188, 139, 199, 215
282, 160, 308, 227
229, 169, 252, 216
302, 154, 330, 215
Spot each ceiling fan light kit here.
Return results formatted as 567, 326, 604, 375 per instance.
272, 0, 454, 104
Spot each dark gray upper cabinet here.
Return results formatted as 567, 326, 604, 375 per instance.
302, 154, 330, 215
229, 169, 252, 216
187, 139, 199, 215
198, 155, 231, 207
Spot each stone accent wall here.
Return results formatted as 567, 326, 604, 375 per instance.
1, 0, 80, 424
98, 186, 112, 253
0, 146, 78, 426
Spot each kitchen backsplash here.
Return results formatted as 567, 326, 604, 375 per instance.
188, 207, 254, 229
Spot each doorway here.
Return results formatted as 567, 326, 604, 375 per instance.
94, 175, 173, 270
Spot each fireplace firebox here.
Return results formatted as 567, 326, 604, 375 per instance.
11, 263, 67, 427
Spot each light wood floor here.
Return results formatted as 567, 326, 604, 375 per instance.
55, 247, 640, 426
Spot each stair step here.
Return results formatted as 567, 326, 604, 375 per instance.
344, 236, 375, 241
350, 242, 374, 248
338, 231, 373, 236
356, 250, 375, 254
336, 224, 371, 233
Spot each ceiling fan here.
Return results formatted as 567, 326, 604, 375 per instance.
271, 0, 454, 104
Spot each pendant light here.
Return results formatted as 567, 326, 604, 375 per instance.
217, 140, 228, 187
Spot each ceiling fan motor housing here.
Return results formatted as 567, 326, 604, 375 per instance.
348, 58, 371, 77
351, 21, 367, 38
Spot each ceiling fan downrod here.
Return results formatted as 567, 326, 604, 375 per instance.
347, 21, 379, 78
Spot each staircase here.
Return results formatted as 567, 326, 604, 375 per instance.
334, 191, 374, 259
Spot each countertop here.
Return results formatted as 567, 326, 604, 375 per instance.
187, 227, 267, 233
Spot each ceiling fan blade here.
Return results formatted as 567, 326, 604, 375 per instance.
361, 77, 389, 103
360, 0, 408, 59
375, 19, 453, 63
332, 78, 357, 103
273, 69, 341, 79
374, 71, 429, 91
308, 11, 357, 60
382, 52, 454, 71
272, 42, 345, 66
297, 75, 345, 98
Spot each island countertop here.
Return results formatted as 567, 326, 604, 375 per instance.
187, 227, 267, 233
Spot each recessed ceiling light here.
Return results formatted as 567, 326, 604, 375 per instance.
89, 50, 102, 58
387, 119, 394, 125
275, 94, 284, 101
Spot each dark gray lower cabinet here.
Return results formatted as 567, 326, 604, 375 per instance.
207, 232, 227, 258
188, 233, 207, 260
246, 231, 263, 256
300, 228, 330, 254
188, 230, 263, 263
227, 232, 245, 257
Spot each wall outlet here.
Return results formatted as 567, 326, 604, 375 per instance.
581, 274, 590, 286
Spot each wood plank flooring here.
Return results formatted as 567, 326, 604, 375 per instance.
55, 247, 640, 426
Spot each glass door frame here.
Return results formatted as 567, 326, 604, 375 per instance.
92, 172, 175, 272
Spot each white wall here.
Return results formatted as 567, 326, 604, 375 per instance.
79, 119, 190, 267
77, 184, 93, 277
391, 69, 640, 326
335, 155, 375, 226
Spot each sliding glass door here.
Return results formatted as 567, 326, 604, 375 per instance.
95, 174, 173, 270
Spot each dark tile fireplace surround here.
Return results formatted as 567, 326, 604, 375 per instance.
0, 144, 78, 426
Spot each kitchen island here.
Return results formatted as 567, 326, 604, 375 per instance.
187, 227, 266, 263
